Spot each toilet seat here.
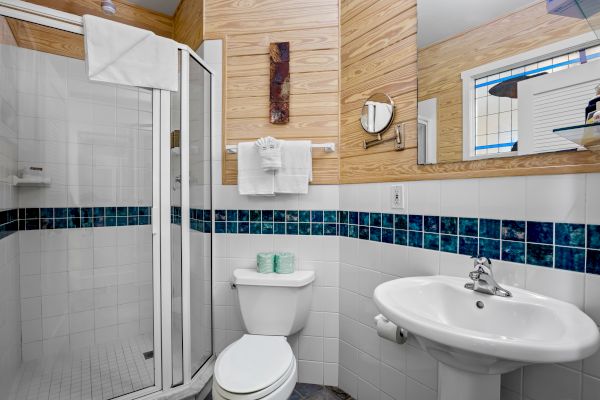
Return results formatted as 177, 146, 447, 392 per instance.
213, 335, 296, 400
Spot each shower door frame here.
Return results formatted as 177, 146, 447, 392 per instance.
0, 0, 215, 398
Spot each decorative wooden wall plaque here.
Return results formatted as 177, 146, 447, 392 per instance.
269, 42, 290, 124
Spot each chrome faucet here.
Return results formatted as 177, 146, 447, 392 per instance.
465, 256, 512, 297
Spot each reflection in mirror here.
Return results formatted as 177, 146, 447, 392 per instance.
417, 0, 600, 165
360, 93, 395, 135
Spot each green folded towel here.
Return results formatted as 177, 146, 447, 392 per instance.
275, 252, 295, 274
257, 252, 275, 273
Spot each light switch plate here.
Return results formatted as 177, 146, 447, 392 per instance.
391, 185, 405, 210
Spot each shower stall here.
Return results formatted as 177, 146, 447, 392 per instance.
0, 1, 213, 399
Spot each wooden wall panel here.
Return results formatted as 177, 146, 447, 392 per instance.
205, 0, 340, 185
26, 0, 173, 37
0, 16, 17, 46
418, 0, 592, 164
6, 18, 84, 59
340, 0, 418, 183
174, 0, 204, 50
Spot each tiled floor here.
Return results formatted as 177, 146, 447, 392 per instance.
8, 335, 155, 400
204, 383, 352, 400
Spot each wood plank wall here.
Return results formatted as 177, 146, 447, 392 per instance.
418, 0, 597, 165
174, 0, 204, 50
204, 0, 341, 185
339, 0, 419, 183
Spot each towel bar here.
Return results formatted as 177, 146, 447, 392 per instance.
225, 142, 336, 154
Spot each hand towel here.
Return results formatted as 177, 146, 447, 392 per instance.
83, 15, 178, 91
274, 140, 312, 194
237, 142, 275, 195
255, 136, 282, 171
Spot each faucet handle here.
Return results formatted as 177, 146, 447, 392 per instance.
471, 255, 491, 270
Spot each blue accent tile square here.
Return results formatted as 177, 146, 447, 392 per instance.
370, 213, 382, 228
117, 207, 127, 217
479, 219, 500, 239
370, 227, 381, 242
348, 225, 358, 238
105, 207, 116, 217
139, 216, 149, 225
250, 210, 261, 222
204, 210, 211, 221
587, 225, 600, 249
459, 217, 478, 237
238, 222, 249, 234
311, 211, 324, 223
459, 236, 478, 256
587, 250, 600, 275
262, 210, 273, 222
408, 231, 423, 248
555, 223, 585, 248
339, 211, 349, 224
440, 217, 457, 235
287, 223, 299, 235
250, 222, 261, 234
324, 210, 337, 223
359, 226, 369, 240
92, 207, 104, 218
409, 215, 423, 231
204, 222, 211, 233
41, 208, 53, 219
126, 207, 138, 217
139, 207, 150, 216
324, 223, 337, 236
382, 228, 394, 244
479, 238, 500, 260
70, 218, 82, 228
527, 243, 553, 267
54, 208, 68, 218
424, 216, 439, 233
25, 208, 39, 219
54, 218, 68, 229
127, 216, 138, 226
18, 209, 25, 220
215, 222, 226, 233
69, 208, 81, 218
502, 241, 525, 263
359, 212, 369, 226
93, 217, 105, 227
394, 214, 407, 230
555, 246, 585, 272
382, 213, 394, 229
227, 210, 238, 221
527, 221, 553, 244
274, 210, 286, 222
286, 211, 299, 223
274, 223, 285, 235
299, 223, 311, 236
81, 217, 93, 228
502, 220, 525, 241
262, 223, 273, 235
215, 210, 226, 221
311, 223, 324, 235
394, 229, 407, 246
339, 223, 348, 237
238, 210, 249, 221
424, 233, 440, 250
349, 212, 359, 225
40, 218, 53, 230
440, 235, 458, 253
299, 210, 311, 223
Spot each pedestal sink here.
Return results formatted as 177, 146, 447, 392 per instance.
373, 276, 599, 400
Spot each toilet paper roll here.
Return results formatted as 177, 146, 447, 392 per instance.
375, 314, 408, 344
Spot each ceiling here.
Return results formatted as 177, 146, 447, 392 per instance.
126, 0, 181, 16
417, 0, 537, 48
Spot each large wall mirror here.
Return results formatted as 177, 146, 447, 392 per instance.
417, 0, 600, 166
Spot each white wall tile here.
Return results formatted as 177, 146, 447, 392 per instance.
525, 174, 586, 223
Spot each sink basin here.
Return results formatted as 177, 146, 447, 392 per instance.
373, 275, 599, 400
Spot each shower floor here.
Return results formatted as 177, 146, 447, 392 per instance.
9, 335, 155, 400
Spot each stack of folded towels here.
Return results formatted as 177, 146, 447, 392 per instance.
257, 252, 295, 274
237, 136, 312, 195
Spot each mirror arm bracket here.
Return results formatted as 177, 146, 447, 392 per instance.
363, 123, 406, 151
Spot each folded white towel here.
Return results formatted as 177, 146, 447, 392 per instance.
274, 141, 312, 194
255, 136, 282, 171
237, 142, 275, 196
83, 15, 178, 91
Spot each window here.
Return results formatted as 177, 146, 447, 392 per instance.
461, 34, 600, 160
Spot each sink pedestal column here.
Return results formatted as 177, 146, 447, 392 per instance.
437, 363, 500, 400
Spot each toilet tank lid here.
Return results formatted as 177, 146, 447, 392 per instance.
233, 269, 315, 287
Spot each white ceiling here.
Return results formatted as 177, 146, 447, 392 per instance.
417, 0, 537, 48
126, 0, 181, 16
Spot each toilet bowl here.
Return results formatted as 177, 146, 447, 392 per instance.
212, 269, 315, 400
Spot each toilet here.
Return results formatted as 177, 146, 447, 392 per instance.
212, 269, 315, 400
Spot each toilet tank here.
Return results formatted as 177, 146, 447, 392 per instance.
233, 269, 315, 336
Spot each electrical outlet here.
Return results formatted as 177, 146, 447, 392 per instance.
391, 185, 405, 210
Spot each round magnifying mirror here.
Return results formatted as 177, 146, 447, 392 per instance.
360, 93, 395, 135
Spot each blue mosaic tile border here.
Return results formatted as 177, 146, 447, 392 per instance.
171, 206, 212, 233
214, 209, 600, 275
0, 208, 18, 239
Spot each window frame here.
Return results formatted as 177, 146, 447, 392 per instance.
460, 32, 599, 161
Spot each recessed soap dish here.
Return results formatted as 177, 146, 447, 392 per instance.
10, 175, 52, 187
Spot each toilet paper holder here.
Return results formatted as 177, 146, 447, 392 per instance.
375, 314, 408, 344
